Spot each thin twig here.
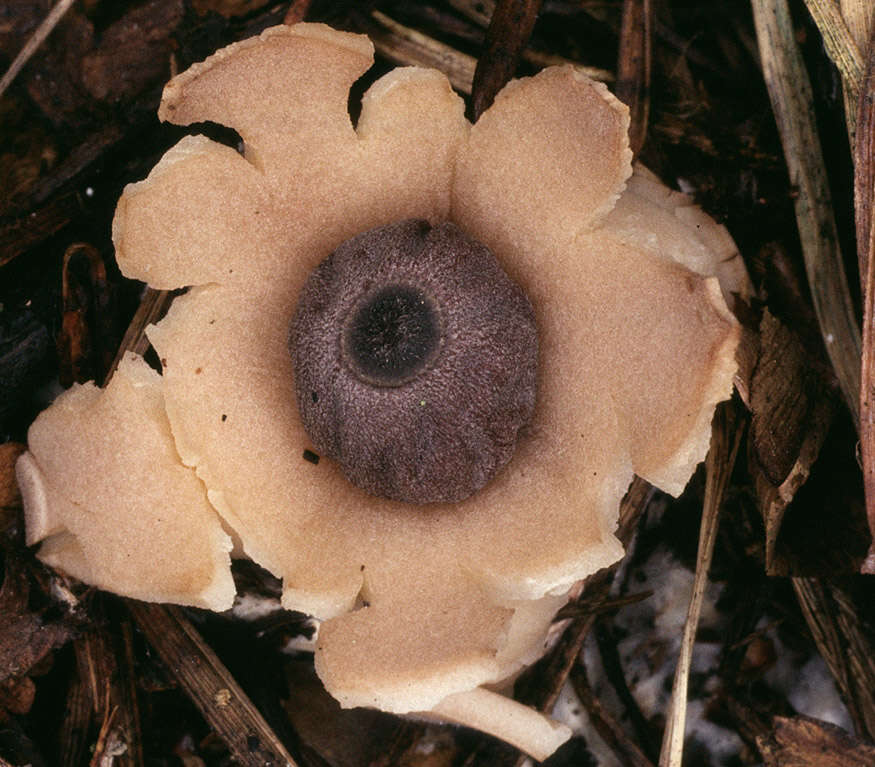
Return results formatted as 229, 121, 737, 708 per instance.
369, 10, 479, 94
616, 0, 652, 156
88, 686, 119, 767
127, 602, 299, 767
570, 661, 655, 767
367, 9, 610, 98
757, 715, 875, 767
0, 0, 79, 101
108, 288, 175, 378
751, 0, 862, 427
471, 0, 544, 119
595, 620, 660, 761
659, 403, 744, 767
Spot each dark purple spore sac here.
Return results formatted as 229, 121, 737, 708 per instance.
290, 219, 538, 505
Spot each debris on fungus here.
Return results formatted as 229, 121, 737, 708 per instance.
16, 23, 741, 760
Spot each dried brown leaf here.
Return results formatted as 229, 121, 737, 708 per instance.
0, 552, 75, 685
0, 676, 36, 720
58, 243, 116, 387
757, 714, 875, 767
745, 311, 833, 571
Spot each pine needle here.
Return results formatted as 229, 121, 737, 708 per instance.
0, 0, 79, 102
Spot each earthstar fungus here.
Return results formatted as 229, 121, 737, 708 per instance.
17, 23, 743, 759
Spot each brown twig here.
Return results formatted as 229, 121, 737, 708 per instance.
855, 23, 875, 572
570, 661, 655, 767
108, 288, 175, 378
0, 0, 78, 101
368, 10, 479, 94
58, 243, 115, 387
616, 0, 651, 156
554, 589, 652, 620
367, 9, 610, 98
127, 602, 298, 767
471, 0, 544, 120
88, 687, 119, 767
59, 670, 92, 766
595, 620, 660, 761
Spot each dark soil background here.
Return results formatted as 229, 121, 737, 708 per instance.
1, 1, 874, 766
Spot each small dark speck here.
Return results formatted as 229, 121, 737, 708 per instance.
246, 735, 260, 752
209, 319, 216, 325
311, 391, 318, 403
160, 358, 167, 367
229, 269, 234, 273
195, 367, 202, 374
303, 449, 319, 465
360, 564, 366, 571
362, 600, 370, 608
593, 471, 597, 476
221, 414, 227, 422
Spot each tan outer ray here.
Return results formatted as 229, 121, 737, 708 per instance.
357, 67, 469, 226
18, 355, 234, 610
606, 165, 751, 300
453, 66, 633, 260
429, 688, 572, 762
563, 230, 738, 494
113, 135, 272, 290
447, 368, 630, 602
159, 24, 372, 171
315, 569, 513, 713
